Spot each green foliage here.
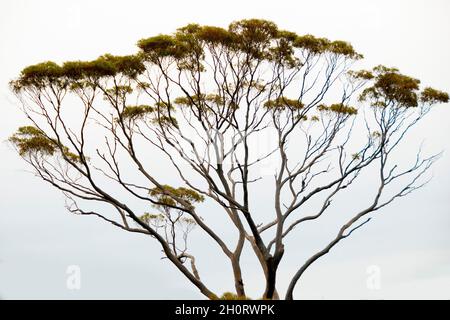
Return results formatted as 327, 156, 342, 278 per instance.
229, 19, 278, 42
174, 24, 204, 55
64, 54, 145, 79
269, 30, 300, 68
11, 19, 367, 95
294, 35, 362, 59
420, 87, 449, 104
204, 94, 225, 105
359, 65, 422, 108
139, 212, 196, 226
294, 34, 329, 54
21, 61, 63, 80
327, 40, 363, 59
173, 95, 197, 106
174, 93, 225, 107
348, 69, 374, 80
62, 59, 114, 80
197, 26, 234, 45
121, 105, 155, 119
177, 23, 202, 35
135, 19, 365, 69
276, 30, 298, 42
9, 126, 81, 162
174, 93, 239, 113
229, 19, 278, 53
138, 28, 206, 70
317, 103, 357, 115
10, 61, 65, 91
137, 34, 186, 59
139, 213, 165, 224
135, 19, 362, 65
264, 97, 304, 110
9, 126, 56, 156
149, 185, 205, 208
367, 66, 448, 108
100, 54, 145, 78
11, 54, 145, 92
372, 131, 382, 138
105, 85, 133, 97
60, 146, 83, 163
151, 115, 179, 128
117, 103, 178, 128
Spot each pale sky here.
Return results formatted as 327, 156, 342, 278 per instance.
0, 0, 449, 299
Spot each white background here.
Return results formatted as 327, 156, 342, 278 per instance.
0, 0, 449, 299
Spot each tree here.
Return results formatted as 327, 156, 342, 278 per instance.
9, 19, 448, 300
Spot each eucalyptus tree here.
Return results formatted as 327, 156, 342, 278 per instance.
9, 19, 448, 300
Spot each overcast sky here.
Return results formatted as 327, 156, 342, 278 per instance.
0, 0, 449, 299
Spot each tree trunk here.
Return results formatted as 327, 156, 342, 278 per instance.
231, 257, 246, 297
263, 257, 277, 299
